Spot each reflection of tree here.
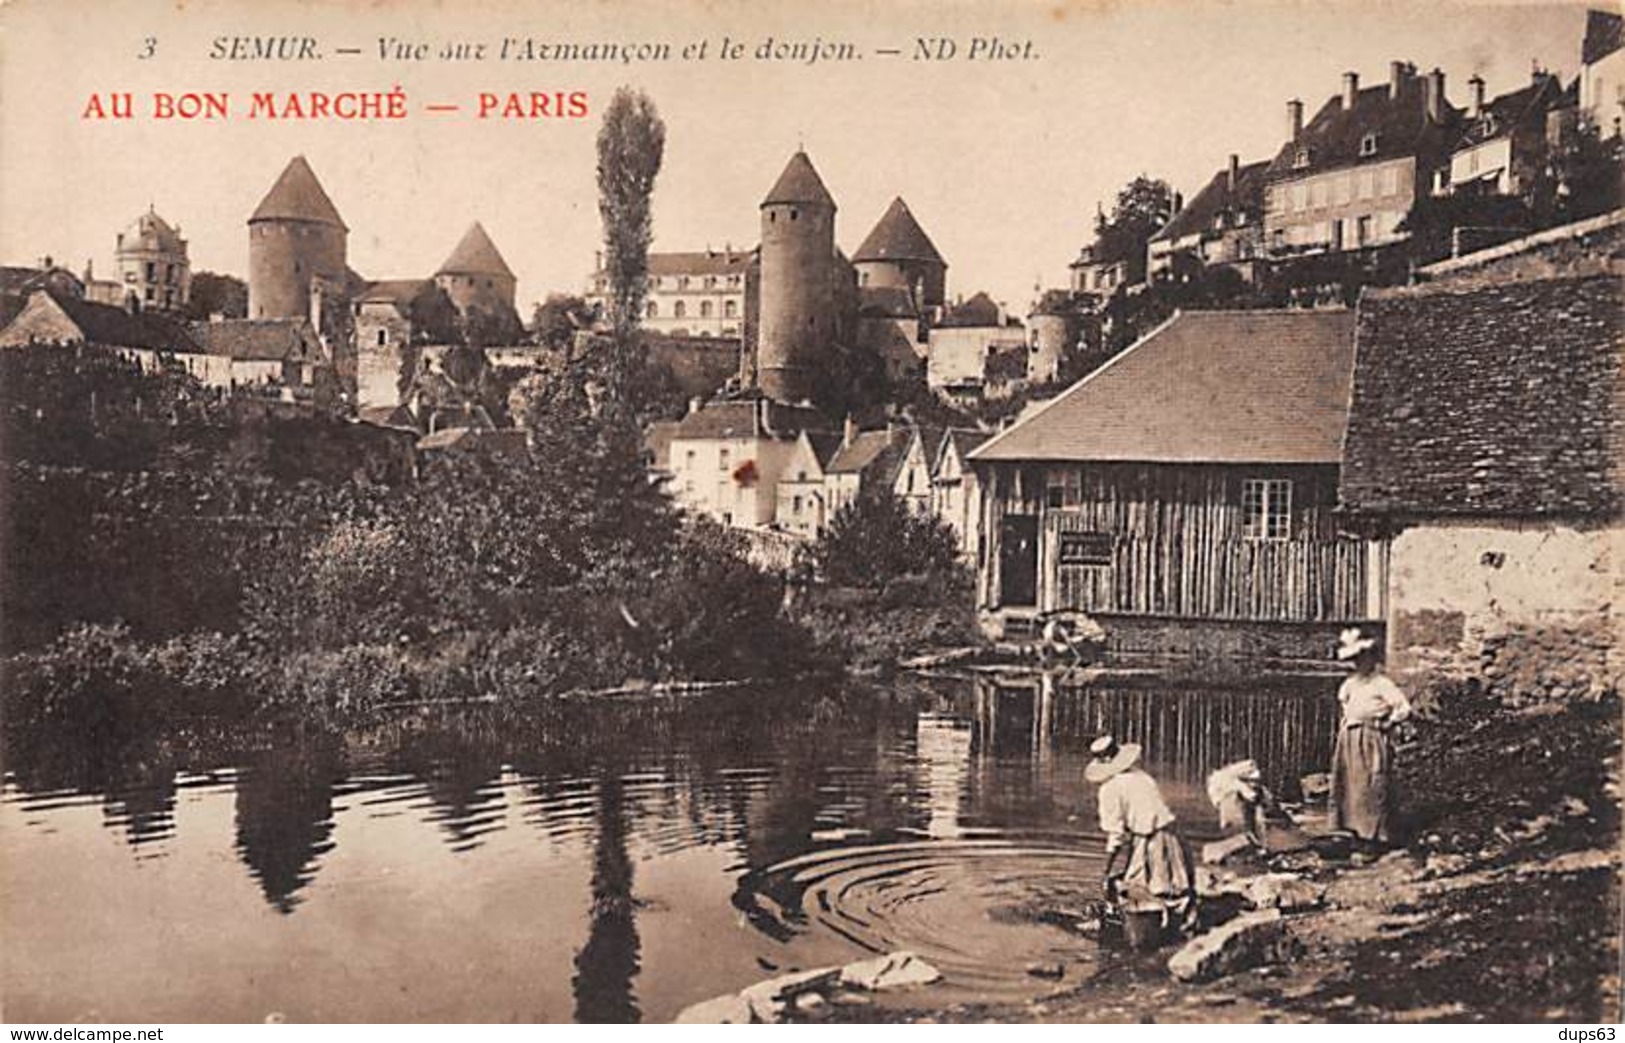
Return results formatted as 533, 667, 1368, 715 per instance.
419, 754, 504, 853
234, 745, 338, 915
572, 770, 641, 1024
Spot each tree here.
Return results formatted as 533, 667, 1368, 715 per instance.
802, 491, 962, 591
183, 271, 248, 321
1091, 175, 1177, 287
596, 86, 666, 418
531, 293, 593, 350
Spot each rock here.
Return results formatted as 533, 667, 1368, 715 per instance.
792, 993, 831, 1020
839, 951, 942, 991
1025, 961, 1066, 980
1167, 909, 1296, 983
673, 994, 754, 1024
1241, 872, 1326, 912
1202, 833, 1255, 865
738, 966, 841, 1023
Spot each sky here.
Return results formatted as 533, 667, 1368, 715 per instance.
0, 0, 1594, 313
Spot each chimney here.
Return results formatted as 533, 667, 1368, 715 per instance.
1287, 98, 1304, 141
1469, 75, 1486, 118
1389, 60, 1409, 99
1228, 154, 1240, 192
1425, 67, 1446, 123
843, 414, 858, 449
1342, 71, 1359, 109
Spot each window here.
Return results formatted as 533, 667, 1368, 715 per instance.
1360, 132, 1379, 157
721, 512, 732, 526
1242, 479, 1292, 540
1356, 215, 1372, 245
678, 276, 690, 289
1046, 485, 1065, 509
790, 208, 799, 221
166, 264, 176, 283
1293, 147, 1310, 169
646, 301, 658, 318
674, 301, 686, 318
1291, 183, 1308, 212
725, 300, 737, 318
704, 276, 716, 289
377, 329, 388, 346
700, 300, 713, 318
145, 261, 156, 281
793, 495, 803, 514
718, 447, 730, 472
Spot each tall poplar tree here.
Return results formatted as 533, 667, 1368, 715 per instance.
595, 87, 666, 415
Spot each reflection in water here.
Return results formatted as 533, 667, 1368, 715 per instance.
572, 770, 641, 1024
234, 745, 339, 914
3, 673, 1339, 1022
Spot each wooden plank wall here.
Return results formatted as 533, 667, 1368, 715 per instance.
978, 461, 1387, 623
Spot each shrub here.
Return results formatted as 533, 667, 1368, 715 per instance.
801, 491, 965, 592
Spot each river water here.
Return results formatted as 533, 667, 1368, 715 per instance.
1, 673, 1338, 1023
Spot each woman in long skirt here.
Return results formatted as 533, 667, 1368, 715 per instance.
1087, 735, 1194, 944
1330, 628, 1413, 849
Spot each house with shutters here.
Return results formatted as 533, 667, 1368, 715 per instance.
931, 427, 991, 561
664, 395, 832, 530
967, 309, 1386, 637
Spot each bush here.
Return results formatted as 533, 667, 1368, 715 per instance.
801, 491, 965, 592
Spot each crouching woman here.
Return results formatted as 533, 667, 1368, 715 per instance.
1087, 735, 1195, 946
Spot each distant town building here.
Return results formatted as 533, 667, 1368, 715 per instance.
664, 396, 832, 529
926, 292, 1027, 399
930, 428, 991, 561
586, 250, 749, 339
1448, 71, 1569, 201
1579, 7, 1624, 134
434, 221, 522, 335
754, 151, 843, 403
823, 423, 912, 518
1264, 63, 1462, 257
1148, 155, 1270, 282
115, 206, 191, 313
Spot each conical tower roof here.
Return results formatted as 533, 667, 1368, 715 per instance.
435, 222, 514, 278
250, 156, 347, 229
761, 151, 836, 210
853, 197, 944, 266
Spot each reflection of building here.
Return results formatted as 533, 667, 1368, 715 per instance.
915, 712, 972, 838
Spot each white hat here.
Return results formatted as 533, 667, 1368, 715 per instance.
1336, 627, 1378, 661
1085, 735, 1142, 783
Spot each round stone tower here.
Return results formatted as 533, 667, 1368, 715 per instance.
852, 197, 946, 314
756, 150, 837, 404
434, 222, 517, 318
116, 207, 190, 313
248, 155, 348, 320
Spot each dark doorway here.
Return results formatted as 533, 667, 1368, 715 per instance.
999, 514, 1039, 606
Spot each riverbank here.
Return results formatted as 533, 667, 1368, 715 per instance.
855, 681, 1622, 1024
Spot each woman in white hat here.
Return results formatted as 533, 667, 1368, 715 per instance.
1086, 735, 1194, 939
1331, 627, 1413, 849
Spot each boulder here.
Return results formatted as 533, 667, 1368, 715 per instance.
738, 967, 841, 1023
1168, 909, 1298, 983
839, 951, 942, 991
673, 994, 754, 1024
1240, 873, 1326, 912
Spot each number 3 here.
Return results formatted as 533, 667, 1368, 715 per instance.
138, 37, 156, 59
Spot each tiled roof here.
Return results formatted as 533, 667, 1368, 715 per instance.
0, 266, 79, 296
192, 319, 317, 361
1583, 8, 1623, 66
51, 295, 201, 353
858, 286, 918, 319
250, 156, 347, 229
971, 310, 1357, 464
644, 419, 681, 470
1152, 159, 1270, 243
1267, 77, 1461, 181
671, 397, 832, 440
1457, 74, 1564, 149
853, 198, 945, 265
358, 279, 434, 306
940, 426, 991, 464
1340, 275, 1623, 518
761, 151, 836, 209
437, 222, 514, 278
119, 208, 185, 252
827, 427, 911, 478
643, 251, 753, 277
939, 292, 1006, 328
